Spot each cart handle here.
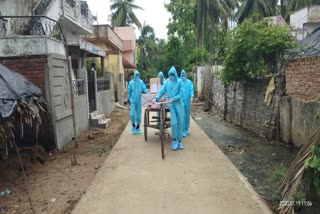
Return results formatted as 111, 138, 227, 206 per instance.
154, 101, 171, 104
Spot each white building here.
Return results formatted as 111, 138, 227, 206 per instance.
0, 0, 114, 149
290, 5, 320, 41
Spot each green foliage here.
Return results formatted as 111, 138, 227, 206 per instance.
196, 0, 237, 47
165, 0, 197, 73
271, 164, 306, 202
52, 32, 63, 41
165, 0, 196, 42
287, 0, 320, 15
162, 36, 184, 72
236, 0, 276, 23
185, 47, 209, 71
86, 59, 102, 76
110, 0, 143, 29
220, 19, 296, 84
140, 69, 157, 80
305, 145, 320, 195
137, 23, 157, 72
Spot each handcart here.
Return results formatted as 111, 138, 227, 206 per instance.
144, 101, 171, 159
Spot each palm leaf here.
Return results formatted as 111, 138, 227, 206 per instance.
278, 127, 320, 213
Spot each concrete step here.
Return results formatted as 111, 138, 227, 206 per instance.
97, 118, 111, 129
90, 113, 104, 126
98, 114, 106, 124
90, 112, 110, 129
91, 114, 105, 122
89, 111, 98, 119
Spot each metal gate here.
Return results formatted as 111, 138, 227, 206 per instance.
87, 70, 97, 112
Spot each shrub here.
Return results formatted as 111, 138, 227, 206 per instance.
220, 19, 296, 84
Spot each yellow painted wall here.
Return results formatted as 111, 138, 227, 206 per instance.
108, 54, 124, 89
89, 41, 124, 89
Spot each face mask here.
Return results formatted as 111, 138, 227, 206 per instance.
181, 76, 186, 81
169, 76, 175, 81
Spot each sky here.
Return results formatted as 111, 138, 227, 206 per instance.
86, 0, 171, 40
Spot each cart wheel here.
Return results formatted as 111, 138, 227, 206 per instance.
160, 107, 165, 159
144, 110, 148, 142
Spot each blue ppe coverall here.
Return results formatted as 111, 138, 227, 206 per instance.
157, 71, 166, 126
156, 66, 184, 141
180, 70, 194, 132
158, 71, 165, 85
128, 70, 147, 125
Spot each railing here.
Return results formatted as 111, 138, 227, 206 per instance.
65, 0, 80, 23
0, 17, 6, 36
33, 0, 53, 15
66, 0, 76, 7
80, 1, 89, 17
80, 1, 93, 32
0, 16, 64, 41
64, 0, 93, 32
72, 79, 85, 96
97, 79, 110, 92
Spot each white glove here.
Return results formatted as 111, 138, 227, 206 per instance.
169, 98, 174, 103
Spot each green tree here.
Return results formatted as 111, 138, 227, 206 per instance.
110, 0, 143, 29
287, 0, 320, 13
236, 0, 277, 23
163, 36, 184, 75
154, 39, 167, 72
220, 19, 296, 83
165, 0, 196, 72
137, 23, 158, 72
196, 0, 237, 46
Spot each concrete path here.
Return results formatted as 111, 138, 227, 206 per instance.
72, 110, 272, 214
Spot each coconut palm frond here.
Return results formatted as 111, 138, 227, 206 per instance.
278, 127, 320, 213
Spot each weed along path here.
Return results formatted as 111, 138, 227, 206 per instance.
192, 106, 299, 211
72, 109, 271, 214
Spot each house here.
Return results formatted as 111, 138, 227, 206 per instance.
83, 25, 125, 104
290, 5, 320, 41
280, 27, 320, 146
0, 0, 115, 149
114, 26, 137, 98
263, 15, 287, 26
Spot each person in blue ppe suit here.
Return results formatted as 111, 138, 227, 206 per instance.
156, 66, 184, 151
180, 70, 194, 137
157, 71, 166, 128
128, 70, 147, 135
158, 71, 165, 85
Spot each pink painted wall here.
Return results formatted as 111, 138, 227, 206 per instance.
114, 26, 136, 66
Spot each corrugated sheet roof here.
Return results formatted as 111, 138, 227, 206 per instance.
289, 27, 320, 59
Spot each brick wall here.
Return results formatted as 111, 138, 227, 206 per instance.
0, 56, 48, 94
286, 56, 320, 100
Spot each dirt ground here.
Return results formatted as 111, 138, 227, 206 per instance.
0, 108, 129, 214
192, 105, 320, 213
